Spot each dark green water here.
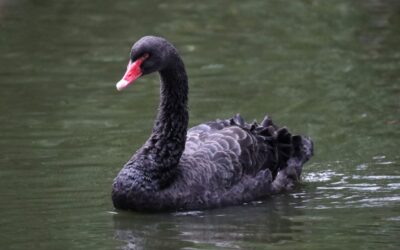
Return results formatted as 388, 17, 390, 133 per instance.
0, 0, 399, 249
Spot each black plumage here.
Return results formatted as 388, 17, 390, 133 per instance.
112, 36, 313, 212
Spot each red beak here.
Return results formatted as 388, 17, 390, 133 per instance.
116, 54, 148, 91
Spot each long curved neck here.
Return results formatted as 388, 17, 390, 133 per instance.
144, 55, 189, 173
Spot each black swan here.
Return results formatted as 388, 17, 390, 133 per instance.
112, 36, 313, 212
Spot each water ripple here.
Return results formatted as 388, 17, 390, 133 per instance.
303, 170, 342, 182
304, 159, 400, 209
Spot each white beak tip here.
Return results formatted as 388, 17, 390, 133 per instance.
116, 79, 129, 91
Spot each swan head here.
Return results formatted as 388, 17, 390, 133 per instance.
116, 36, 177, 91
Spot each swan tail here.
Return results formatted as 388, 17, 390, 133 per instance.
270, 134, 313, 193
257, 114, 314, 193
257, 114, 312, 163
229, 114, 313, 187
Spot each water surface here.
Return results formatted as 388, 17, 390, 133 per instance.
0, 0, 399, 249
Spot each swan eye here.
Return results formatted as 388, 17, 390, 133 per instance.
142, 53, 150, 60
131, 53, 150, 63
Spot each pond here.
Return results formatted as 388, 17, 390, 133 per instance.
0, 0, 399, 249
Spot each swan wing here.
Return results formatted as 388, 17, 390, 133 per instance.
183, 115, 277, 187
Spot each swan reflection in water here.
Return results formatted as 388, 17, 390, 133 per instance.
112, 197, 305, 250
